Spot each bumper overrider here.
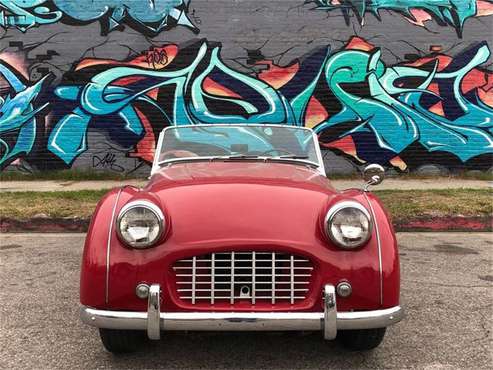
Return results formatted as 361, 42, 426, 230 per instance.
80, 284, 404, 340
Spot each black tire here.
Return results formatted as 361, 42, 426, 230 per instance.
337, 328, 386, 351
99, 328, 148, 354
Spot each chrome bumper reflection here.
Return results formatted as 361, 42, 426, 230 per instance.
80, 284, 404, 340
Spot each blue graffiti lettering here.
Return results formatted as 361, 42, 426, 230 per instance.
0, 61, 49, 169
0, 0, 197, 34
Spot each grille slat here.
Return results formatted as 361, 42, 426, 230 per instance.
271, 252, 276, 304
178, 288, 309, 292
176, 259, 308, 263
191, 256, 196, 304
290, 255, 295, 305
252, 251, 256, 304
211, 254, 215, 304
230, 252, 235, 304
179, 296, 308, 300
174, 266, 313, 270
176, 281, 311, 285
176, 273, 312, 277
173, 251, 313, 305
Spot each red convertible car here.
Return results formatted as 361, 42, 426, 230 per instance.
80, 124, 403, 353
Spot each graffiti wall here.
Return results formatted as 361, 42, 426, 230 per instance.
1, 0, 492, 174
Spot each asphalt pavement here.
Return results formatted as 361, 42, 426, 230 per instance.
0, 233, 492, 369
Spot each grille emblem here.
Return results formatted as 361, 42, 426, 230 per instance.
239, 285, 251, 298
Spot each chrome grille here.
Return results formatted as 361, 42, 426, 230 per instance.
172, 252, 313, 305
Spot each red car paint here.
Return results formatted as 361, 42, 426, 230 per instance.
80, 161, 400, 313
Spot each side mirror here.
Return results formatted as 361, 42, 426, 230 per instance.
363, 164, 385, 191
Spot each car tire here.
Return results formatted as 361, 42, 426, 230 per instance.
337, 328, 386, 351
99, 328, 148, 354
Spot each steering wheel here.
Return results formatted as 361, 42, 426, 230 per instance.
260, 148, 296, 156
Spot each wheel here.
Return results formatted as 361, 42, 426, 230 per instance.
337, 328, 386, 351
99, 328, 148, 354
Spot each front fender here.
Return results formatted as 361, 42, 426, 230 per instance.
80, 186, 138, 308
363, 191, 400, 308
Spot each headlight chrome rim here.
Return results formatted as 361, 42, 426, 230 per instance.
116, 200, 165, 248
324, 201, 372, 249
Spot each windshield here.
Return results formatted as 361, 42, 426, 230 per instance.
155, 125, 322, 169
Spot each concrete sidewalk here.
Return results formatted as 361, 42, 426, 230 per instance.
1, 178, 492, 192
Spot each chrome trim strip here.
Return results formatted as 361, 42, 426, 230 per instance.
147, 284, 161, 340
151, 128, 166, 176
159, 156, 320, 169
323, 284, 337, 340
363, 192, 383, 306
80, 305, 404, 335
105, 187, 124, 304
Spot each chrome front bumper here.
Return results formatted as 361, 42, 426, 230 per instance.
80, 284, 404, 340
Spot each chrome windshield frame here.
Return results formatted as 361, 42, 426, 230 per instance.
151, 124, 325, 176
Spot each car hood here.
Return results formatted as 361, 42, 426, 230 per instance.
137, 161, 340, 246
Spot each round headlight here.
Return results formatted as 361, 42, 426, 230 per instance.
117, 201, 165, 248
325, 201, 372, 249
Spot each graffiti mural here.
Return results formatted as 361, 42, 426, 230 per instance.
0, 0, 197, 35
0, 58, 49, 170
314, 38, 493, 170
1, 37, 491, 172
312, 0, 493, 35
0, 1, 492, 174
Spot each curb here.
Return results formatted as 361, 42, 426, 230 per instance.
0, 217, 90, 233
393, 216, 493, 232
1, 216, 492, 233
